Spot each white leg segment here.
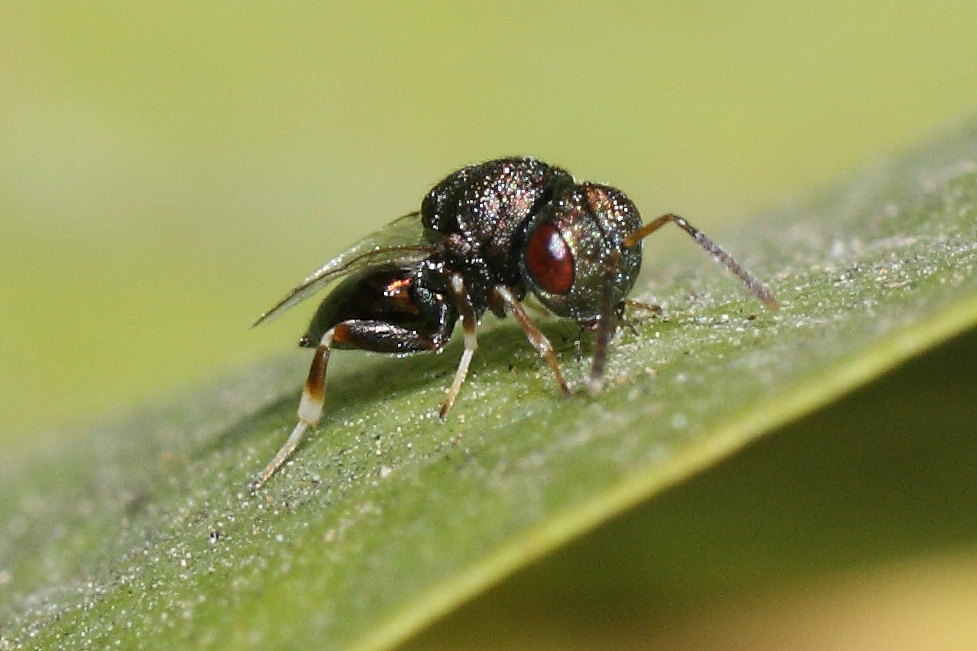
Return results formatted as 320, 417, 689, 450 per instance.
249, 329, 334, 492
440, 274, 478, 419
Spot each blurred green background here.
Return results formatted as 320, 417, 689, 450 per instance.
2, 2, 975, 451
4, 3, 977, 648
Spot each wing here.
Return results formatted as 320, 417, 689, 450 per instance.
252, 210, 434, 326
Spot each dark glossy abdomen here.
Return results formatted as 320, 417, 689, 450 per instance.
302, 263, 452, 350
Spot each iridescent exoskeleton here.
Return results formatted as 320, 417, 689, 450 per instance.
249, 157, 778, 491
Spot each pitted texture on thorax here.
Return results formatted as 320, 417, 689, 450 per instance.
421, 157, 573, 288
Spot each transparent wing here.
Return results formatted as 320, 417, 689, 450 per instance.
252, 210, 434, 326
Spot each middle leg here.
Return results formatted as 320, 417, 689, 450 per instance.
439, 273, 479, 419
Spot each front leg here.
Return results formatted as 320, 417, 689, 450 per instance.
492, 285, 571, 397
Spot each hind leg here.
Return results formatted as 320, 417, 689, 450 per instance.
249, 319, 447, 493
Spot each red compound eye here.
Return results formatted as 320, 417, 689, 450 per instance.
525, 222, 574, 294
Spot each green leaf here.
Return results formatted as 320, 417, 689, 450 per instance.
3, 119, 977, 650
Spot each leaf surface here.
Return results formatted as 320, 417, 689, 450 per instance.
2, 120, 976, 650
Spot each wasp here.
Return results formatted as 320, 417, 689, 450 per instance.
249, 157, 778, 491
